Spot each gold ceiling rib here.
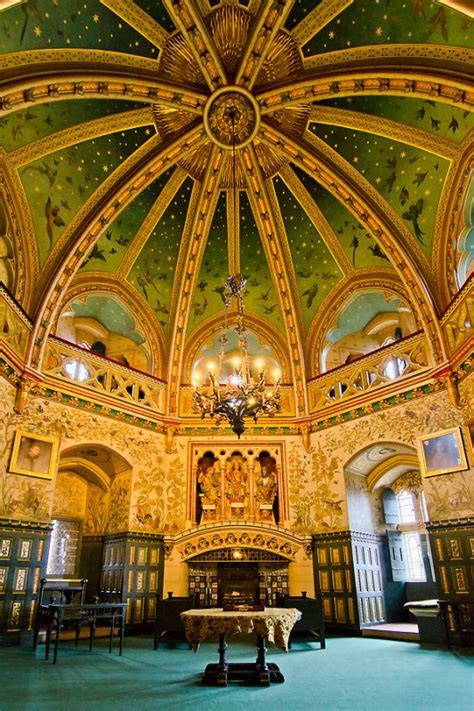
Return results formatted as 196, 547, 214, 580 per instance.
100, 0, 170, 48
167, 180, 203, 335
264, 176, 306, 328
163, 0, 227, 90
118, 167, 188, 278
226, 187, 240, 276
435, 137, 474, 305
236, 0, 292, 90
430, 137, 473, 281
309, 106, 460, 162
258, 66, 474, 114
303, 44, 474, 74
306, 270, 420, 378
290, 0, 354, 46
34, 134, 162, 301
65, 273, 167, 379
167, 145, 226, 415
0, 68, 207, 117
26, 124, 206, 370
0, 153, 37, 308
278, 163, 353, 276
300, 127, 433, 282
258, 120, 448, 364
240, 145, 307, 416
0, 49, 160, 75
10, 108, 155, 168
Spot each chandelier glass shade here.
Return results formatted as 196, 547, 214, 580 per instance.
192, 274, 282, 437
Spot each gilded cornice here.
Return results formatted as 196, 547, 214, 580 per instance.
258, 121, 447, 364
290, 0, 354, 46
100, 0, 170, 48
309, 105, 460, 162
64, 272, 167, 380
9, 107, 155, 168
305, 269, 417, 378
241, 145, 307, 415
278, 163, 353, 276
236, 0, 292, 90
182, 308, 292, 383
118, 166, 188, 278
167, 144, 225, 415
26, 124, 206, 369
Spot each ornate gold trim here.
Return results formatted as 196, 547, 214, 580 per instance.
9, 107, 154, 168
309, 105, 459, 162
241, 145, 307, 415
236, 0, 292, 90
279, 163, 353, 275
290, 0, 354, 46
167, 144, 226, 415
100, 0, 170, 48
365, 454, 420, 493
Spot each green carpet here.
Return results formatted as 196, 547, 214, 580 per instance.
0, 636, 472, 711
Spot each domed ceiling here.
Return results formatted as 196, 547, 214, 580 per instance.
0, 0, 472, 405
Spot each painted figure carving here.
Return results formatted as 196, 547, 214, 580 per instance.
198, 464, 220, 506
255, 465, 277, 505
225, 459, 247, 504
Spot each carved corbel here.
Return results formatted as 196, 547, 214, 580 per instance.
299, 423, 311, 453
165, 425, 178, 454
444, 370, 462, 409
14, 375, 37, 413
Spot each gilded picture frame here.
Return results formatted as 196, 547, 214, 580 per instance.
417, 427, 468, 478
9, 430, 60, 480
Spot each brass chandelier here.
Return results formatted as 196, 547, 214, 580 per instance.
191, 99, 281, 437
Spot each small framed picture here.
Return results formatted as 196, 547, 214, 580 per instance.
9, 431, 59, 480
417, 427, 468, 478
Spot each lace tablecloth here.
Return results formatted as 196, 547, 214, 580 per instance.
181, 607, 301, 652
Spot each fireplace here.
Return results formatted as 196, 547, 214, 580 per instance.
218, 562, 260, 606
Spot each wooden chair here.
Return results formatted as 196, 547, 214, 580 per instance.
277, 595, 326, 649
153, 595, 196, 649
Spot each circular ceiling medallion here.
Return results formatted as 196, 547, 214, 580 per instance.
204, 86, 260, 150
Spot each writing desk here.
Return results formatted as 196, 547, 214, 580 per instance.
42, 602, 128, 664
181, 607, 301, 686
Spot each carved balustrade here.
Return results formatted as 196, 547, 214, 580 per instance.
43, 336, 166, 414
308, 332, 432, 413
0, 284, 31, 364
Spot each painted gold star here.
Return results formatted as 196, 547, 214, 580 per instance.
34, 26, 42, 37
375, 27, 382, 37
93, 14, 100, 23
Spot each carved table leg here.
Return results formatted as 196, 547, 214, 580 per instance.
256, 635, 270, 685
216, 633, 229, 686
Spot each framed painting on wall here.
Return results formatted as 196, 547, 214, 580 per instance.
9, 430, 60, 480
417, 427, 468, 478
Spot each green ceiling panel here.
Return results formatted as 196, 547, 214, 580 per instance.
273, 174, 342, 332
303, 0, 472, 56
128, 176, 194, 331
80, 169, 175, 274
285, 0, 323, 31
240, 191, 284, 334
20, 126, 155, 265
0, 99, 146, 152
317, 95, 474, 144
133, 0, 175, 32
187, 191, 228, 335
292, 164, 396, 269
309, 123, 450, 257
0, 0, 156, 56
